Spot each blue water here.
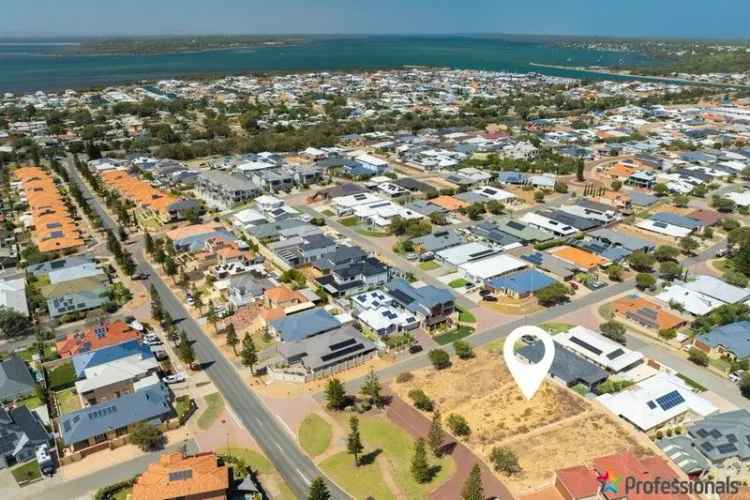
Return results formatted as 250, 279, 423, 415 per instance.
0, 35, 655, 93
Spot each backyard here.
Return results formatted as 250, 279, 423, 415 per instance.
390, 349, 649, 494
55, 388, 82, 415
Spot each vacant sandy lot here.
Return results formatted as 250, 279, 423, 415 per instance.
391, 350, 651, 494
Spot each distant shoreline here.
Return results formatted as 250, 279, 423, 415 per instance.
529, 62, 746, 88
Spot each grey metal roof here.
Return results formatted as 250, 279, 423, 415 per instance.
589, 228, 656, 252
687, 409, 750, 463
517, 341, 608, 387
386, 278, 453, 315
276, 325, 377, 373
271, 308, 341, 342
0, 355, 36, 402
0, 406, 50, 465
656, 436, 711, 474
412, 230, 465, 253
59, 381, 172, 446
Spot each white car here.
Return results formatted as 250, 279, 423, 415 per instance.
164, 372, 186, 384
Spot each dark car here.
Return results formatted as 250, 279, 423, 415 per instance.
408, 344, 423, 354
132, 272, 150, 280
483, 295, 498, 302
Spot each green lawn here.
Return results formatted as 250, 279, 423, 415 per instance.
448, 278, 469, 288
320, 451, 396, 500
709, 357, 731, 373
321, 209, 335, 217
339, 216, 359, 227
11, 460, 41, 484
457, 307, 476, 323
713, 259, 733, 273
540, 322, 574, 334
219, 447, 273, 474
175, 395, 192, 421
48, 362, 76, 391
112, 487, 132, 500
356, 227, 390, 237
197, 393, 225, 430
434, 326, 475, 345
17, 394, 43, 410
359, 416, 454, 499
56, 388, 82, 415
298, 413, 332, 457
418, 260, 440, 271
676, 373, 707, 392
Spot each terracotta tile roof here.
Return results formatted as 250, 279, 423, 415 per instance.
608, 163, 636, 178
430, 195, 469, 211
555, 465, 600, 499
166, 223, 224, 242
264, 286, 306, 305
550, 246, 607, 270
101, 169, 181, 216
593, 451, 688, 500
132, 452, 228, 500
15, 166, 84, 254
613, 295, 687, 331
687, 208, 724, 226
224, 305, 285, 334
56, 320, 141, 358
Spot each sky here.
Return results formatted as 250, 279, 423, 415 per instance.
2, 0, 749, 39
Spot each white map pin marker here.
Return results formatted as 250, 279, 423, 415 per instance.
503, 325, 555, 400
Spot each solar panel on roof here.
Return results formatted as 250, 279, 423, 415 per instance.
717, 443, 738, 454
169, 469, 194, 481
506, 221, 526, 231
647, 401, 656, 409
655, 390, 685, 411
726, 434, 738, 443
701, 442, 714, 452
696, 428, 709, 438
568, 336, 603, 356
606, 348, 625, 360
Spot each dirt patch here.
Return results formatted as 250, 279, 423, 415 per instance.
390, 350, 652, 494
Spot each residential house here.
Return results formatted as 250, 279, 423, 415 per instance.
588, 228, 656, 253
486, 268, 557, 299
459, 253, 528, 285
657, 275, 750, 316
387, 278, 454, 330
519, 340, 608, 390
56, 320, 141, 358
316, 256, 389, 298
41, 272, 109, 319
0, 406, 51, 469
166, 224, 238, 254
598, 373, 717, 432
75, 355, 160, 407
613, 295, 688, 332
412, 230, 465, 253
435, 242, 497, 267
270, 324, 378, 381
269, 307, 341, 342
132, 451, 229, 500
692, 321, 750, 361
59, 380, 172, 454
268, 233, 337, 267
194, 170, 261, 210
0, 277, 28, 317
0, 355, 36, 403
519, 212, 578, 237
519, 251, 577, 280
686, 409, 750, 466
549, 246, 608, 272
556, 326, 644, 374
72, 340, 156, 379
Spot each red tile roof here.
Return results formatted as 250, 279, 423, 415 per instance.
56, 320, 140, 358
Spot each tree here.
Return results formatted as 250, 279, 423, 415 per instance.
733, 241, 750, 276
489, 446, 521, 475
680, 236, 699, 255
723, 269, 749, 288
225, 323, 239, 355
428, 409, 444, 457
0, 306, 34, 338
307, 477, 331, 500
653, 183, 669, 196
447, 413, 471, 437
600, 320, 626, 344
486, 200, 505, 215
206, 301, 219, 332
453, 340, 474, 360
429, 349, 451, 370
361, 369, 384, 408
325, 378, 347, 410
628, 251, 656, 272
635, 273, 656, 291
576, 158, 585, 182
533, 190, 545, 203
654, 245, 680, 262
611, 180, 622, 192
462, 464, 484, 500
607, 264, 623, 282
408, 389, 434, 411
740, 372, 750, 399
411, 438, 431, 483
703, 226, 714, 240
240, 333, 258, 373
659, 261, 684, 281
688, 347, 709, 366
347, 416, 364, 466
178, 336, 196, 366
129, 422, 165, 451
144, 231, 154, 255
466, 203, 485, 221
534, 282, 570, 306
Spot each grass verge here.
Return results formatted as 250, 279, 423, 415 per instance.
299, 413, 333, 457
434, 326, 475, 345
320, 451, 395, 500
11, 460, 41, 484
197, 392, 224, 430
418, 260, 440, 271
448, 278, 469, 288
219, 447, 273, 474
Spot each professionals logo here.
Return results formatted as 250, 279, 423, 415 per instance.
596, 471, 621, 494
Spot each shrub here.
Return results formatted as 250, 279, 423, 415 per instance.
688, 348, 709, 367
396, 372, 414, 383
446, 413, 471, 437
428, 349, 451, 370
129, 423, 165, 451
489, 447, 521, 475
453, 340, 474, 360
408, 389, 434, 412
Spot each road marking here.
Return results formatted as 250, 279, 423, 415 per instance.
297, 468, 311, 484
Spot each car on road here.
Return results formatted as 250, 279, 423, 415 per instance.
164, 372, 187, 384
132, 272, 149, 280
584, 280, 607, 290
406, 253, 418, 261
482, 295, 498, 302
716, 248, 731, 258
729, 371, 745, 384
408, 344, 423, 354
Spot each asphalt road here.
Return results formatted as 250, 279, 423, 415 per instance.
64, 158, 349, 500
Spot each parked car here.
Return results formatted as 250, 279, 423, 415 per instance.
143, 334, 162, 346
164, 372, 187, 384
406, 253, 418, 261
479, 289, 493, 297
716, 248, 731, 258
585, 280, 607, 290
418, 252, 434, 262
408, 344, 423, 354
483, 295, 498, 302
570, 282, 579, 290
729, 371, 745, 384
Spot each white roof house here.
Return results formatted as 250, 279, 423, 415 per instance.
656, 284, 725, 316
75, 355, 160, 396
597, 373, 718, 432
470, 186, 517, 202
682, 275, 750, 304
0, 278, 28, 317
353, 200, 424, 228
436, 242, 495, 266
725, 191, 750, 208
519, 212, 578, 237
229, 208, 267, 230
556, 326, 644, 374
358, 306, 419, 335
635, 219, 693, 238
459, 254, 527, 282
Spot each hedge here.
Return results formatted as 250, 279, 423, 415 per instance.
94, 478, 137, 500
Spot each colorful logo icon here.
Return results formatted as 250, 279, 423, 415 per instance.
596, 471, 621, 494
